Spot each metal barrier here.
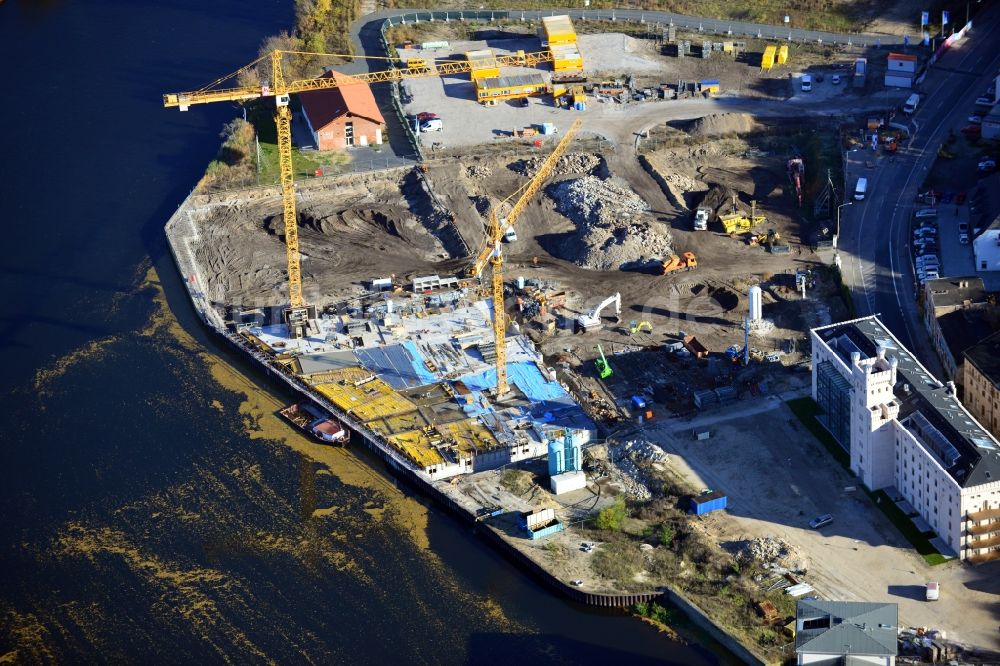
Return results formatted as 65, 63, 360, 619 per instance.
376, 9, 895, 47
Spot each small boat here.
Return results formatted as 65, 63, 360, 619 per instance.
280, 402, 350, 445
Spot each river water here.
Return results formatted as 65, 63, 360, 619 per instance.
0, 1, 719, 662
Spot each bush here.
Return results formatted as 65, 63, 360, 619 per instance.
594, 497, 627, 531
659, 523, 675, 547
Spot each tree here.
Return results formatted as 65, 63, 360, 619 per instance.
594, 497, 627, 531
659, 523, 675, 547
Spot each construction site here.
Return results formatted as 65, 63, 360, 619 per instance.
162, 13, 1000, 663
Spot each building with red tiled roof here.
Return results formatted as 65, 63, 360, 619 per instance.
299, 70, 385, 151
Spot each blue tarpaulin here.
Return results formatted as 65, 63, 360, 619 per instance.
459, 362, 565, 402
355, 342, 437, 389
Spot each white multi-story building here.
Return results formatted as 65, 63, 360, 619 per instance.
811, 316, 1000, 562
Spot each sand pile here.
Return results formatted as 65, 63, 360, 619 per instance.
688, 113, 758, 137
548, 175, 672, 271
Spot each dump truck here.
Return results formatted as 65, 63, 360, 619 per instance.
662, 251, 698, 274
693, 207, 710, 230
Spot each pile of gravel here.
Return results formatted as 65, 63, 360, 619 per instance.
508, 153, 604, 177
548, 176, 672, 271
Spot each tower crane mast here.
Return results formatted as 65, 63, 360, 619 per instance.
469, 118, 583, 395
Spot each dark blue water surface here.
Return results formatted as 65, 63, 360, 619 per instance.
0, 1, 719, 662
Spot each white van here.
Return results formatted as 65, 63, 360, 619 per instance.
801, 74, 812, 92
903, 93, 920, 114
854, 177, 868, 201
419, 118, 443, 133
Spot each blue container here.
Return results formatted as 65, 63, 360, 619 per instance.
689, 491, 727, 516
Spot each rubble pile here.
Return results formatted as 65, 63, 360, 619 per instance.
509, 153, 603, 177
739, 536, 789, 563
465, 164, 492, 179
748, 318, 776, 337
660, 172, 709, 210
548, 176, 672, 271
602, 439, 669, 501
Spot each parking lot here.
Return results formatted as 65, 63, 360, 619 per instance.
647, 396, 1000, 650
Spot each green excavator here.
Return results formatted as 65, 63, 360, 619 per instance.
594, 344, 613, 380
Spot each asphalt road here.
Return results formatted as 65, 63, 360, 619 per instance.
839, 5, 1000, 377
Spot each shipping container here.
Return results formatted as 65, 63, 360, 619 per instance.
690, 490, 727, 515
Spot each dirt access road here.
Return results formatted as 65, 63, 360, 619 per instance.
646, 397, 1000, 651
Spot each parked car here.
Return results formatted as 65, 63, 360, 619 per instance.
979, 159, 997, 173
956, 191, 968, 204
914, 208, 938, 219
809, 514, 834, 529
917, 245, 939, 256
961, 124, 982, 136
926, 581, 940, 601
913, 228, 937, 238
832, 74, 841, 84
917, 259, 940, 270
975, 96, 995, 106
968, 115, 983, 124
917, 190, 941, 204
415, 111, 438, 121
419, 118, 443, 132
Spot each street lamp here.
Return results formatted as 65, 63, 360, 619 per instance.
835, 201, 853, 248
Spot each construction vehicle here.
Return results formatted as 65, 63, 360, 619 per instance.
163, 48, 573, 337
464, 118, 583, 394
693, 207, 710, 231
661, 252, 698, 275
594, 344, 613, 379
719, 198, 766, 234
577, 292, 621, 331
766, 228, 790, 254
629, 320, 653, 334
683, 335, 708, 358
787, 156, 805, 207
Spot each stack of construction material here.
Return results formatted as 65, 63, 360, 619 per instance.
541, 15, 584, 79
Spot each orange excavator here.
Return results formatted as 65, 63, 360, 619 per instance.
662, 252, 698, 275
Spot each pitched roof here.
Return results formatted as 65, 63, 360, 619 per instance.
299, 70, 385, 130
937, 308, 996, 362
965, 329, 1000, 387
925, 276, 987, 310
795, 600, 897, 657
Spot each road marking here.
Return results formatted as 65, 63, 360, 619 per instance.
887, 45, 1000, 351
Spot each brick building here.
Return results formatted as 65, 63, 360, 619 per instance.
299, 71, 385, 151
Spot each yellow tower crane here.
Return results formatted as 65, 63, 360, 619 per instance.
467, 117, 582, 395
163, 48, 563, 337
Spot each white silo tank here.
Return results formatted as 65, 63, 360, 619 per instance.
748, 285, 763, 323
